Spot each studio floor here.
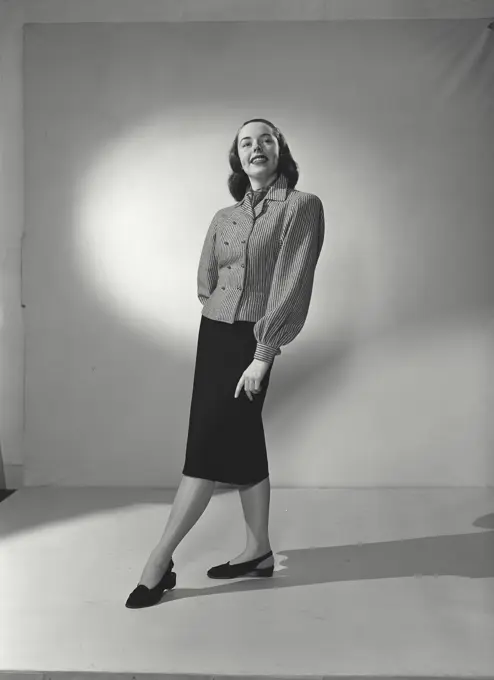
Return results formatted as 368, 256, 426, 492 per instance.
0, 486, 493, 680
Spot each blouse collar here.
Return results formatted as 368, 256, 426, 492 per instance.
237, 172, 289, 206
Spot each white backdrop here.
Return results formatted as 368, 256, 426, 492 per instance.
21, 19, 494, 487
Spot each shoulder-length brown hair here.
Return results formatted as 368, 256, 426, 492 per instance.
227, 118, 299, 202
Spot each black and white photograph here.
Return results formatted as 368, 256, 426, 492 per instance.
0, 1, 493, 679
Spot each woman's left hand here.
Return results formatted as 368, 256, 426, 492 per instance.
234, 358, 271, 401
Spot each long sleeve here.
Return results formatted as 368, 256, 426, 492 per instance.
253, 194, 325, 364
197, 211, 219, 305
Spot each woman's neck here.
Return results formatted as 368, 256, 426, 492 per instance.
249, 172, 278, 192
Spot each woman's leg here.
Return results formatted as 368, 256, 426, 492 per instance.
139, 474, 215, 588
230, 475, 274, 567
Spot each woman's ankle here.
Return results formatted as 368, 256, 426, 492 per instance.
245, 544, 272, 556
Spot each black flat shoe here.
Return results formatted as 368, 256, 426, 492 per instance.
125, 557, 175, 609
207, 550, 274, 579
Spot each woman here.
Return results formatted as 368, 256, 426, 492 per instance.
125, 118, 325, 608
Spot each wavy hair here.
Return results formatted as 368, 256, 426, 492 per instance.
227, 118, 299, 201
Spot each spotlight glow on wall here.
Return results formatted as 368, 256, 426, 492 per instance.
72, 118, 227, 349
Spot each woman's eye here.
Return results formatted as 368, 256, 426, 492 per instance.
241, 137, 273, 149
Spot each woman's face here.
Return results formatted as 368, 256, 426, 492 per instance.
237, 121, 280, 183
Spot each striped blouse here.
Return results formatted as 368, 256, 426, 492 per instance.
197, 172, 325, 364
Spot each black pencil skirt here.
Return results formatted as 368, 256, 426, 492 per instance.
182, 314, 275, 486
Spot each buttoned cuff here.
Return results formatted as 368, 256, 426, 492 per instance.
254, 343, 281, 364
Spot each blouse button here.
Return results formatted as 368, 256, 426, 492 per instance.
241, 264, 245, 268
221, 286, 226, 290
224, 241, 229, 245
233, 221, 237, 225
227, 265, 231, 269
241, 240, 245, 244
